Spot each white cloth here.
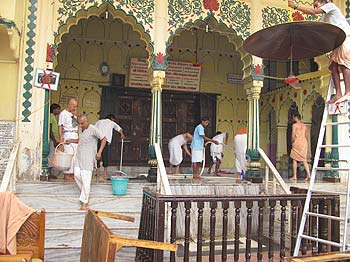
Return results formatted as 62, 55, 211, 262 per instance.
63, 143, 78, 174
74, 167, 92, 204
210, 133, 227, 161
58, 109, 78, 140
168, 134, 187, 166
320, 3, 350, 36
234, 133, 247, 173
191, 149, 203, 163
95, 119, 121, 144
76, 125, 105, 171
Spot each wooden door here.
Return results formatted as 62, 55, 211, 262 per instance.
100, 86, 216, 166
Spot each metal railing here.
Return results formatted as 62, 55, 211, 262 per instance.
259, 148, 291, 194
0, 141, 20, 192
136, 187, 340, 262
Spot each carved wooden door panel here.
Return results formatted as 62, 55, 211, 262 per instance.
100, 87, 151, 166
162, 93, 200, 166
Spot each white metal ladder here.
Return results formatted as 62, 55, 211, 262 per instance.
293, 79, 350, 256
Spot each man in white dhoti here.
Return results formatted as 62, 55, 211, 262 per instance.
168, 133, 192, 174
208, 131, 229, 176
74, 114, 106, 210
233, 128, 247, 174
58, 98, 78, 181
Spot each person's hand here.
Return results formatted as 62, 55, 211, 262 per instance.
213, 140, 219, 145
288, 0, 294, 8
96, 152, 102, 160
120, 134, 125, 140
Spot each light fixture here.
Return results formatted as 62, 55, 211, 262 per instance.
205, 24, 209, 33
105, 9, 108, 19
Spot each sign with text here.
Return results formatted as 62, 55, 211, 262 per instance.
129, 58, 201, 92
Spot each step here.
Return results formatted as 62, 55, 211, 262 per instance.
315, 167, 350, 171
15, 181, 153, 196
18, 195, 143, 212
323, 121, 350, 126
300, 234, 342, 247
320, 144, 350, 148
45, 211, 141, 230
45, 228, 139, 249
311, 189, 348, 196
305, 211, 343, 221
45, 247, 137, 262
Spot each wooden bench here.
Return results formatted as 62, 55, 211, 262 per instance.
0, 209, 45, 262
81, 209, 177, 262
289, 252, 350, 261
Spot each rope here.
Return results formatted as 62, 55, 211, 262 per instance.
199, 141, 235, 177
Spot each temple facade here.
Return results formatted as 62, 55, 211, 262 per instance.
0, 0, 349, 181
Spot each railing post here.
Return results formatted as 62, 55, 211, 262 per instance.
154, 198, 166, 262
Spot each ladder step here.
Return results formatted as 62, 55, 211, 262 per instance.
310, 189, 347, 196
305, 212, 343, 221
323, 121, 350, 126
316, 167, 350, 171
320, 144, 350, 148
300, 235, 342, 247
319, 158, 349, 162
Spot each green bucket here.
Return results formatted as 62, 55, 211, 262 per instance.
111, 171, 129, 196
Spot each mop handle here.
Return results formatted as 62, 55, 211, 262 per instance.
119, 139, 124, 171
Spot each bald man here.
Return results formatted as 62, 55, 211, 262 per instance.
58, 98, 78, 181
74, 114, 106, 210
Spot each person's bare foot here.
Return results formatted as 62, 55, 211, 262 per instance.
327, 95, 342, 104
305, 177, 310, 182
193, 175, 202, 180
79, 203, 88, 210
290, 177, 297, 181
335, 93, 350, 104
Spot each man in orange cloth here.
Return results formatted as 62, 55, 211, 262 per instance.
290, 113, 311, 181
0, 192, 35, 254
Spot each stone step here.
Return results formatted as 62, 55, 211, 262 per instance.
15, 181, 153, 196
45, 247, 137, 262
45, 211, 140, 230
18, 196, 143, 212
45, 228, 139, 249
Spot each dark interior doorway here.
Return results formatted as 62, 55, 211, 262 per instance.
100, 85, 217, 166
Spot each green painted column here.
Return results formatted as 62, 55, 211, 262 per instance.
41, 89, 50, 177
148, 71, 165, 182
245, 65, 264, 182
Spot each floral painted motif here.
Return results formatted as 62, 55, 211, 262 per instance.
203, 0, 219, 12
251, 64, 265, 81
57, 0, 154, 33
220, 0, 251, 39
262, 7, 289, 28
168, 0, 251, 40
152, 52, 168, 71
292, 11, 304, 22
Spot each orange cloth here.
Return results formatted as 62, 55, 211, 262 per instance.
330, 36, 350, 70
0, 192, 35, 255
290, 129, 308, 162
235, 127, 247, 135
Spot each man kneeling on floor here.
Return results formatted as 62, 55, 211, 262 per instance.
74, 114, 106, 210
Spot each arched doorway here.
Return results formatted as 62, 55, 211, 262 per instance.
164, 17, 248, 168
52, 7, 153, 166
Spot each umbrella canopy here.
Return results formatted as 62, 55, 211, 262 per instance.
243, 21, 346, 61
